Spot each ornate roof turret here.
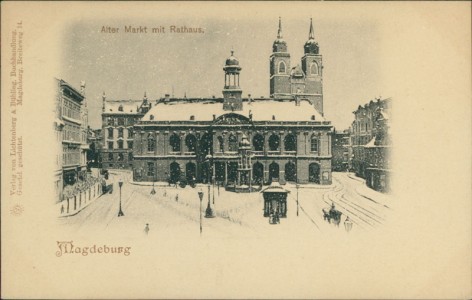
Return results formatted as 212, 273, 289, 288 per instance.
304, 18, 319, 54
273, 17, 288, 53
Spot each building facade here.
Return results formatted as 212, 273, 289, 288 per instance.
54, 79, 89, 202
350, 98, 392, 192
332, 129, 350, 172
101, 93, 151, 169
132, 20, 333, 186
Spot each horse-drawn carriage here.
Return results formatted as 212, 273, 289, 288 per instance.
322, 203, 342, 226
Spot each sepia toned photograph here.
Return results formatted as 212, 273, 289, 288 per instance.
1, 2, 470, 299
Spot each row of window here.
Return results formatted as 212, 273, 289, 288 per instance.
62, 98, 81, 120
140, 133, 320, 153
105, 152, 133, 162
277, 61, 319, 75
63, 146, 81, 166
63, 123, 81, 142
108, 141, 133, 150
106, 116, 139, 127
108, 128, 134, 139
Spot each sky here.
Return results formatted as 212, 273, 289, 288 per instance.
61, 15, 383, 130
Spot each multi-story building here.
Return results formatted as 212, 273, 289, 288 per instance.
350, 97, 392, 192
101, 93, 151, 169
54, 79, 89, 202
332, 129, 350, 172
87, 128, 102, 168
132, 19, 333, 186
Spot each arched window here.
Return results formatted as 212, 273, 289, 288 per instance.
284, 134, 297, 152
310, 61, 319, 75
185, 134, 197, 153
228, 134, 238, 152
170, 134, 180, 152
147, 134, 155, 152
253, 134, 264, 151
278, 61, 286, 74
310, 134, 318, 152
268, 134, 280, 151
218, 136, 224, 152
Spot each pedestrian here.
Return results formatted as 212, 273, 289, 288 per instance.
144, 223, 150, 235
61, 204, 64, 214
175, 194, 179, 202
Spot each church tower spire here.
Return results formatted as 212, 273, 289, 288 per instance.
301, 18, 324, 114
308, 17, 315, 40
270, 17, 291, 97
277, 16, 283, 39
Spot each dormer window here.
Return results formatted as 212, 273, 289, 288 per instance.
149, 115, 154, 120
311, 115, 316, 120
272, 115, 276, 120
118, 105, 123, 112
190, 115, 195, 121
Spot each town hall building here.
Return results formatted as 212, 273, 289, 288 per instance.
130, 18, 333, 187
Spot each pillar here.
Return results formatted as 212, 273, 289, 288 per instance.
180, 132, 185, 155
263, 131, 269, 156
155, 131, 159, 155
279, 131, 284, 154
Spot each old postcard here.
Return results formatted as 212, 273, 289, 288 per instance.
1, 1, 470, 299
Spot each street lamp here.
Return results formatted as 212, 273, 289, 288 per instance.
205, 182, 215, 218
296, 182, 300, 217
118, 178, 124, 217
344, 216, 353, 232
198, 190, 204, 235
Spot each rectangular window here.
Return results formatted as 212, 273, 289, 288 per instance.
118, 118, 125, 126
107, 118, 114, 126
108, 153, 114, 161
118, 140, 123, 149
311, 137, 318, 152
128, 129, 134, 138
108, 142, 113, 149
108, 128, 114, 138
127, 141, 133, 149
118, 128, 123, 138
147, 162, 155, 177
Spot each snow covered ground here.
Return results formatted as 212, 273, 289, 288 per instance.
57, 171, 392, 240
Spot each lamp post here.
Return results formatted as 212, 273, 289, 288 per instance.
296, 182, 300, 217
198, 190, 204, 235
118, 178, 124, 217
205, 182, 215, 218
205, 154, 216, 217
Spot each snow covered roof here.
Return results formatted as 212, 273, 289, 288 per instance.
104, 100, 145, 114
141, 99, 325, 122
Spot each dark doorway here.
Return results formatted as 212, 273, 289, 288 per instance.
309, 163, 320, 183
285, 162, 296, 182
186, 162, 196, 182
170, 162, 181, 183
253, 162, 264, 184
